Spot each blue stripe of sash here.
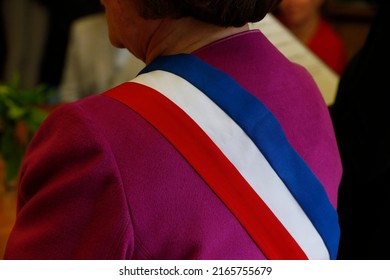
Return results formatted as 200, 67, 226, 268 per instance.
140, 54, 340, 259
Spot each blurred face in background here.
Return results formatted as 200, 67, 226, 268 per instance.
276, 0, 324, 28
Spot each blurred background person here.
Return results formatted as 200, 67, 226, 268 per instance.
59, 12, 145, 103
330, 0, 389, 259
36, 0, 103, 89
0, 0, 5, 79
1, 0, 48, 88
273, 0, 347, 74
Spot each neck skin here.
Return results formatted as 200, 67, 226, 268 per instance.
133, 17, 250, 65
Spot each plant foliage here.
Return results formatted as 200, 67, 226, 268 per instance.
0, 76, 56, 186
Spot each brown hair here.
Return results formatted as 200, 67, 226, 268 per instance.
134, 0, 282, 27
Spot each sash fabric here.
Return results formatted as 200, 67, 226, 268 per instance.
104, 54, 340, 260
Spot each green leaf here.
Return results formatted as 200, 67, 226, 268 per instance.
6, 101, 27, 120
0, 75, 58, 185
23, 108, 49, 132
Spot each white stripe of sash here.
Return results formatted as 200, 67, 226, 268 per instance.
131, 70, 329, 259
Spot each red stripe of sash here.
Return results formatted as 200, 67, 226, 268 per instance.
105, 82, 308, 260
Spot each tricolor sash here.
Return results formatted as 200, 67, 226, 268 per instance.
104, 54, 340, 260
